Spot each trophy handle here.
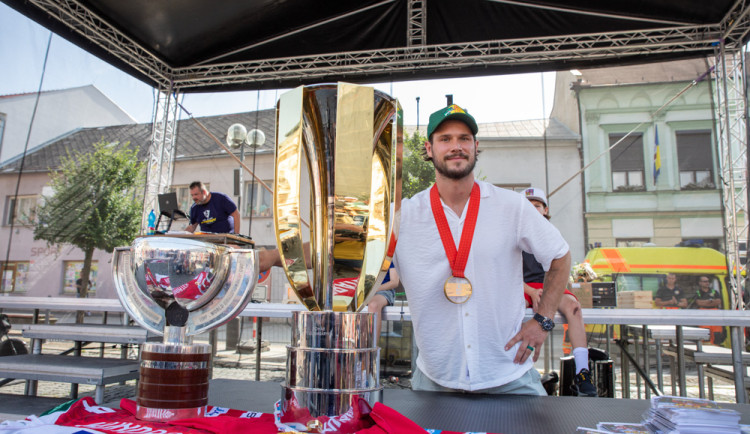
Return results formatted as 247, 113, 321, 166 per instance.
187, 249, 258, 335
353, 100, 403, 311
113, 246, 165, 335
274, 86, 319, 311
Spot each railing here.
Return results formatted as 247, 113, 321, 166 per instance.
1, 296, 748, 401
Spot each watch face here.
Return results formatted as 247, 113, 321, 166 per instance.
542, 319, 554, 331
534, 313, 554, 331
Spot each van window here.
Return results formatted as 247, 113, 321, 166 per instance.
615, 274, 661, 293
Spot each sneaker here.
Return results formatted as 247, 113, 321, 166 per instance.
572, 369, 598, 397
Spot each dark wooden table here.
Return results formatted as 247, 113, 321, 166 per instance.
208, 379, 750, 434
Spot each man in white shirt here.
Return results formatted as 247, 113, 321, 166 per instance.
393, 104, 571, 394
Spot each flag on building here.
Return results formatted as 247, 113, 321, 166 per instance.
653, 125, 661, 185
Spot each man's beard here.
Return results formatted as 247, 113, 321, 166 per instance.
433, 150, 477, 180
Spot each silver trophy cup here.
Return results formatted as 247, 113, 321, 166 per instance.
113, 235, 258, 421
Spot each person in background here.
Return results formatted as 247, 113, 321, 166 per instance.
185, 181, 240, 234
654, 273, 687, 308
689, 275, 726, 344
691, 276, 721, 309
521, 187, 597, 397
367, 263, 399, 342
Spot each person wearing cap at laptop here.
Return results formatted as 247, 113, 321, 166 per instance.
185, 181, 240, 234
522, 187, 597, 397
256, 104, 571, 395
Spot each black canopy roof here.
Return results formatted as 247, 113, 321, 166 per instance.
4, 0, 749, 92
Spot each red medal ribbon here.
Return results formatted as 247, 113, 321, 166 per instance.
430, 182, 480, 278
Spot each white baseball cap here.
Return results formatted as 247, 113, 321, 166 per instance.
523, 187, 547, 207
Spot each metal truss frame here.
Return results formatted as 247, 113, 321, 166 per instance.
174, 25, 728, 89
26, 0, 172, 89
142, 87, 180, 229
407, 0, 425, 48
715, 45, 748, 312
713, 26, 749, 402
22, 0, 750, 92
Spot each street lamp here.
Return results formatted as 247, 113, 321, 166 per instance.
226, 124, 266, 235
246, 129, 266, 149
226, 124, 247, 149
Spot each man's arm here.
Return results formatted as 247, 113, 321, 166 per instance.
185, 223, 198, 233
506, 251, 571, 364
258, 249, 282, 272
676, 296, 688, 309
230, 209, 240, 234
377, 268, 400, 292
695, 296, 721, 308
257, 242, 312, 273
654, 294, 676, 307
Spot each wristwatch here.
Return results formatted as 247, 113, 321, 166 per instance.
533, 313, 555, 331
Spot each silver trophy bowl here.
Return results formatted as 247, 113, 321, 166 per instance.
113, 236, 258, 336
113, 235, 258, 421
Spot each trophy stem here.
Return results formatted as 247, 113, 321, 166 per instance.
163, 325, 189, 345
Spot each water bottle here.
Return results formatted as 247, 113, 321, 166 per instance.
147, 209, 156, 235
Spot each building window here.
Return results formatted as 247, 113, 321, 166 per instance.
495, 183, 531, 193
0, 261, 30, 293
676, 130, 715, 190
5, 195, 38, 226
169, 183, 210, 218
62, 261, 98, 296
616, 238, 651, 247
610, 133, 645, 191
244, 181, 273, 217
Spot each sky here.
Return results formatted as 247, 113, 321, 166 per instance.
0, 3, 555, 127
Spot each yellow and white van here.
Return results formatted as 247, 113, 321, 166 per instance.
583, 246, 733, 345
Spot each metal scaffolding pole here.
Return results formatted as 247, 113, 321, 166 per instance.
713, 41, 748, 403
407, 0, 426, 48
142, 86, 180, 230
715, 44, 748, 310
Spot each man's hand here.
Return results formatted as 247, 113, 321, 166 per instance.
258, 249, 281, 272
506, 251, 571, 364
505, 320, 547, 364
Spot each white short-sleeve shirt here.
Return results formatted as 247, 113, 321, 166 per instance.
394, 181, 569, 391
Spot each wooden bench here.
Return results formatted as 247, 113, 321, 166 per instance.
0, 324, 155, 404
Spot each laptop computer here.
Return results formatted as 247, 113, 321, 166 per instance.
158, 192, 186, 218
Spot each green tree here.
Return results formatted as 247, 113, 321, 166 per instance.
34, 140, 144, 322
401, 131, 435, 199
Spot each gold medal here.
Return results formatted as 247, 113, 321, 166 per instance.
444, 276, 472, 304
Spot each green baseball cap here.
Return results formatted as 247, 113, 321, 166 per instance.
426, 104, 478, 138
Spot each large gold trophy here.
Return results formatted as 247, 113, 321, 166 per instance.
275, 83, 402, 430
